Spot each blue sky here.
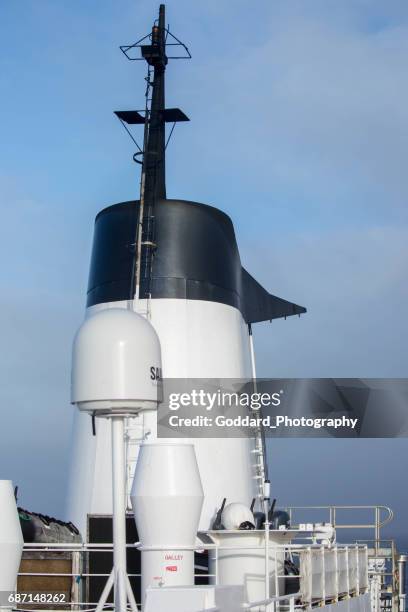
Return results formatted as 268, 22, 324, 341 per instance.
0, 1, 407, 544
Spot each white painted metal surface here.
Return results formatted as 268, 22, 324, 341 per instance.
208, 530, 289, 608
67, 298, 258, 533
0, 480, 24, 595
300, 545, 368, 602
131, 442, 204, 600
71, 308, 162, 414
319, 593, 371, 612
143, 585, 245, 612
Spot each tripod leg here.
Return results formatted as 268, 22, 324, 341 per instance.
125, 573, 139, 612
95, 569, 114, 612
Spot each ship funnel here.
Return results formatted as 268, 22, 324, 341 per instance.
131, 442, 204, 601
0, 480, 24, 599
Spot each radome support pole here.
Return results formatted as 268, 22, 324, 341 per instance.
95, 416, 138, 612
112, 416, 128, 611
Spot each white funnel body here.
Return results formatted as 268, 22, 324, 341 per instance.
67, 298, 257, 535
131, 442, 204, 597
0, 480, 24, 592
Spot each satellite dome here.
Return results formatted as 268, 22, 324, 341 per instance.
221, 502, 255, 530
71, 308, 162, 415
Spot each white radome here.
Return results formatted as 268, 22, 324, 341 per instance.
221, 502, 255, 530
71, 308, 162, 414
131, 442, 204, 599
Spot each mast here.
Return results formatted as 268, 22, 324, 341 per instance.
144, 3, 167, 201
138, 4, 168, 300
115, 4, 190, 301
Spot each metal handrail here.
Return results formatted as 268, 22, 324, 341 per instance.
285, 505, 393, 525
18, 540, 369, 612
359, 538, 399, 610
17, 510, 402, 612
285, 505, 394, 543
242, 592, 301, 609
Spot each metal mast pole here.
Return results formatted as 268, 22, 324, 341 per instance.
118, 4, 190, 304
134, 5, 167, 303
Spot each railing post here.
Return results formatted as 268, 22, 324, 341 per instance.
365, 546, 369, 594
215, 545, 218, 586
71, 550, 82, 611
334, 546, 339, 602
345, 546, 350, 598
274, 546, 279, 611
321, 545, 326, 604
308, 546, 312, 607
356, 545, 360, 595
375, 506, 380, 553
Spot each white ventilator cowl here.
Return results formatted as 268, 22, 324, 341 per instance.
71, 308, 162, 414
0, 480, 24, 591
131, 442, 204, 546
131, 443, 204, 596
221, 502, 255, 530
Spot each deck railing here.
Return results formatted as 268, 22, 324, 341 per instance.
284, 505, 394, 544
16, 538, 370, 612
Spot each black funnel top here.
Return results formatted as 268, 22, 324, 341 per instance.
87, 199, 306, 323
